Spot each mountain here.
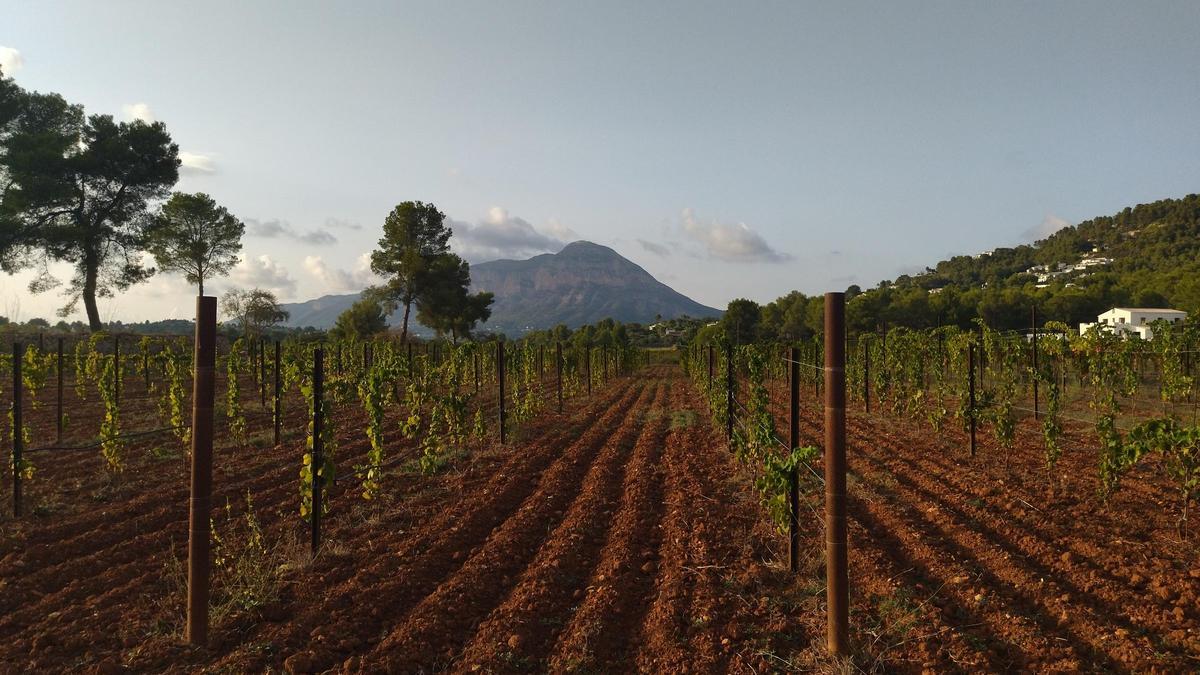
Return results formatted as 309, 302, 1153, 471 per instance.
280, 241, 722, 333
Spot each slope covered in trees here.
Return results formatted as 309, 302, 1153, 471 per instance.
743, 194, 1200, 341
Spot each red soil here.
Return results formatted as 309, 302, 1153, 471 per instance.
0, 363, 1197, 673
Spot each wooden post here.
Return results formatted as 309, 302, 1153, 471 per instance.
497, 341, 507, 444
311, 347, 324, 554
56, 337, 64, 443
474, 350, 480, 394
273, 341, 282, 447
824, 292, 849, 657
788, 346, 800, 573
12, 342, 23, 517
585, 347, 592, 397
186, 297, 217, 646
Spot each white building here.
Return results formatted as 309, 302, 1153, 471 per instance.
1079, 307, 1187, 339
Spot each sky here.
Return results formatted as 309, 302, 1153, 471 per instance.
2, 1, 1199, 323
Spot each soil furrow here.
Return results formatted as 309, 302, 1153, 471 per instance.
373, 379, 667, 672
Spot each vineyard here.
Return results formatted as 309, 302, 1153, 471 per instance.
2, 302, 1200, 672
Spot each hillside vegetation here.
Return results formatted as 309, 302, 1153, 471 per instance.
737, 194, 1200, 341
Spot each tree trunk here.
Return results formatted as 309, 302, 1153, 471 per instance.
83, 261, 102, 332
198, 278, 204, 296
400, 301, 412, 344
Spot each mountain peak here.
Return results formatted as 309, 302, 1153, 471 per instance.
556, 240, 619, 258
279, 239, 721, 333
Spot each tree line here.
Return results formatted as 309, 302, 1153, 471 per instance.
0, 67, 491, 341
700, 194, 1200, 344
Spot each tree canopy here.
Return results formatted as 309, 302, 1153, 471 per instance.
414, 253, 494, 343
221, 288, 289, 339
369, 201, 453, 343
330, 297, 389, 341
0, 70, 179, 330
145, 192, 244, 296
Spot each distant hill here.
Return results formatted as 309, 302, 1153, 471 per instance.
829, 193, 1200, 333
280, 241, 722, 333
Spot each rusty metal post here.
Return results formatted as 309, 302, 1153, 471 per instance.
186, 296, 217, 646
56, 337, 64, 443
725, 341, 734, 442
863, 338, 871, 414
273, 340, 281, 447
497, 341, 507, 444
789, 346, 800, 573
556, 341, 563, 413
824, 292, 848, 657
968, 342, 977, 457
1031, 306, 1039, 421
312, 347, 324, 554
12, 342, 23, 517
585, 347, 592, 397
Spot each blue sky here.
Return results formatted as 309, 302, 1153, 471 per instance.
2, 1, 1199, 322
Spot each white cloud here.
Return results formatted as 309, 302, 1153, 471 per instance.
449, 207, 574, 262
1023, 214, 1072, 242
245, 218, 336, 245
303, 254, 380, 293
0, 46, 23, 75
121, 102, 155, 123
179, 151, 216, 175
230, 254, 296, 298
678, 208, 791, 263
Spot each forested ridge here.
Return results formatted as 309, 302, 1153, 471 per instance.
742, 194, 1200, 341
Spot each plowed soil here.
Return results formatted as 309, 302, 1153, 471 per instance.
1, 363, 1198, 673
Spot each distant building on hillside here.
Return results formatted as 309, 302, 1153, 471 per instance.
1079, 307, 1187, 339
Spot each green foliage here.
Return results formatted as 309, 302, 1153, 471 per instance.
0, 73, 179, 329
355, 355, 390, 499
157, 339, 191, 453
414, 254, 494, 342
98, 353, 124, 473
146, 191, 244, 296
1127, 418, 1200, 533
330, 297, 389, 342
21, 344, 52, 409
226, 338, 247, 444
722, 298, 762, 345
298, 349, 336, 520
221, 288, 288, 340
367, 200, 453, 343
